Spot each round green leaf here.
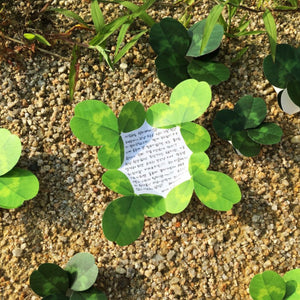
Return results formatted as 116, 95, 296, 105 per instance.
248, 123, 283, 145
193, 169, 241, 211
118, 101, 146, 133
213, 109, 243, 140
30, 263, 69, 297
287, 81, 300, 107
283, 269, 300, 299
0, 168, 39, 209
140, 194, 166, 217
164, 180, 194, 213
70, 100, 119, 146
102, 196, 145, 246
149, 18, 191, 56
155, 52, 190, 88
102, 169, 134, 195
232, 131, 261, 157
64, 253, 98, 292
0, 128, 22, 176
180, 122, 211, 152
187, 60, 230, 85
234, 96, 267, 129
187, 20, 224, 57
249, 270, 286, 300
189, 152, 210, 174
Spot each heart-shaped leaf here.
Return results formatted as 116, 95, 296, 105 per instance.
187, 60, 230, 85
64, 253, 98, 292
70, 100, 119, 146
232, 131, 261, 157
146, 79, 211, 127
234, 96, 267, 129
0, 128, 22, 176
192, 170, 241, 211
283, 269, 300, 299
30, 263, 69, 297
0, 168, 39, 209
118, 101, 146, 133
102, 169, 134, 195
249, 270, 286, 300
187, 20, 224, 57
189, 152, 210, 173
248, 123, 283, 145
102, 196, 145, 246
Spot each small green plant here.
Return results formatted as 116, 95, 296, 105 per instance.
263, 44, 300, 114
213, 95, 283, 157
30, 252, 107, 299
0, 128, 39, 209
70, 79, 241, 245
249, 269, 300, 300
149, 13, 230, 88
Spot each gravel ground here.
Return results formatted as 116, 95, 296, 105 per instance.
0, 1, 299, 299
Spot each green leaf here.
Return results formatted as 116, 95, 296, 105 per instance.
231, 46, 248, 63
69, 45, 80, 102
180, 122, 211, 152
90, 45, 114, 70
118, 101, 146, 132
248, 123, 282, 145
24, 33, 51, 46
263, 44, 300, 88
283, 269, 300, 299
200, 4, 224, 55
149, 18, 190, 56
0, 128, 22, 176
146, 79, 211, 127
232, 130, 261, 157
30, 263, 69, 297
189, 152, 210, 173
155, 52, 190, 88
115, 22, 131, 58
164, 180, 194, 213
249, 270, 286, 300
213, 109, 244, 140
102, 169, 134, 195
0, 168, 39, 209
70, 100, 119, 146
287, 81, 300, 107
140, 194, 166, 217
263, 9, 277, 62
43, 295, 69, 300
192, 169, 241, 211
102, 196, 145, 246
70, 288, 107, 300
187, 60, 230, 85
234, 96, 267, 129
50, 8, 91, 28
91, 0, 105, 33
187, 20, 224, 57
64, 253, 98, 292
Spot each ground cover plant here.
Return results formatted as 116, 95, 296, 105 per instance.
249, 269, 300, 300
213, 95, 283, 157
30, 252, 107, 299
0, 128, 39, 209
70, 79, 241, 245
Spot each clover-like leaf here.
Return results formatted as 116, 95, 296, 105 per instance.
186, 20, 224, 57
155, 52, 190, 88
64, 253, 98, 292
102, 169, 134, 195
286, 81, 300, 107
70, 100, 119, 146
0, 168, 39, 209
180, 122, 211, 152
192, 169, 241, 211
146, 79, 211, 127
149, 18, 190, 56
118, 101, 146, 133
283, 269, 300, 299
249, 270, 286, 300
248, 123, 283, 145
140, 194, 166, 217
232, 131, 261, 157
70, 288, 107, 300
234, 96, 267, 129
30, 263, 69, 297
164, 180, 194, 213
189, 152, 210, 173
0, 128, 22, 176
102, 196, 145, 246
263, 44, 300, 88
213, 110, 244, 140
187, 60, 230, 85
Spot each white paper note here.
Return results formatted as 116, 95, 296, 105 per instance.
119, 121, 193, 197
